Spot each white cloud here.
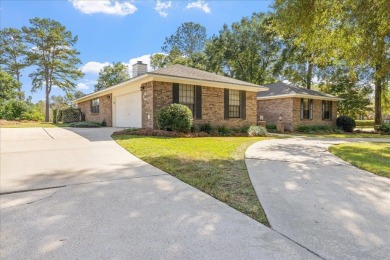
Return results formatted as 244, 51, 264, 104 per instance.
186, 0, 211, 13
80, 61, 111, 74
76, 83, 90, 90
154, 0, 172, 17
70, 0, 137, 16
127, 54, 152, 77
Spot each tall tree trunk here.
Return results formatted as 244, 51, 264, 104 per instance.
374, 65, 382, 124
306, 60, 313, 89
45, 78, 50, 122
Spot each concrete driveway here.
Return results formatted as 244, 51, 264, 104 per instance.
0, 127, 317, 259
246, 137, 390, 260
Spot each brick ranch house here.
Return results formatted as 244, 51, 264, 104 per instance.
257, 82, 343, 131
75, 62, 268, 128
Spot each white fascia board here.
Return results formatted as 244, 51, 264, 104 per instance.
149, 75, 268, 92
257, 93, 343, 101
75, 74, 150, 103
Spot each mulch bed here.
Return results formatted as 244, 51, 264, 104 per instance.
112, 128, 251, 137
112, 128, 211, 137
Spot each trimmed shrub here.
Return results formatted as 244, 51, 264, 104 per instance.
157, 104, 193, 132
68, 121, 101, 128
62, 107, 81, 123
336, 115, 356, 132
190, 124, 200, 133
266, 124, 277, 130
355, 120, 374, 127
295, 125, 334, 133
198, 123, 214, 134
378, 123, 390, 133
216, 125, 233, 136
247, 125, 268, 137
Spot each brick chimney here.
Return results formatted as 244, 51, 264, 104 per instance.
132, 61, 147, 77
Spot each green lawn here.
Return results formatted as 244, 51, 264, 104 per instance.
0, 120, 68, 128
290, 133, 390, 139
329, 142, 390, 178
114, 135, 270, 226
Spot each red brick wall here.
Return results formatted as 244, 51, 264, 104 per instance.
258, 98, 294, 131
77, 94, 112, 126
141, 81, 257, 129
258, 97, 338, 131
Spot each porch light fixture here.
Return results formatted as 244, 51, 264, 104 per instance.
140, 86, 145, 91
259, 114, 264, 121
279, 114, 283, 121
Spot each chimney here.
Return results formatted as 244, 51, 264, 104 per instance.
132, 61, 147, 77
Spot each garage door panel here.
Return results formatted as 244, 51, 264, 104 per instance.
115, 92, 141, 128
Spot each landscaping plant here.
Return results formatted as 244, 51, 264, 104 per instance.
157, 104, 193, 132
336, 115, 356, 132
247, 125, 268, 136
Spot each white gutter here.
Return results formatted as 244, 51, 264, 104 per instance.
75, 73, 268, 103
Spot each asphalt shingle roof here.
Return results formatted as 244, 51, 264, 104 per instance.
257, 82, 339, 99
149, 64, 261, 88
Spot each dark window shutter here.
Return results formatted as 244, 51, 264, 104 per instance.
224, 89, 229, 120
172, 83, 179, 103
195, 85, 202, 119
330, 101, 333, 119
309, 99, 313, 120
322, 101, 325, 120
240, 90, 246, 119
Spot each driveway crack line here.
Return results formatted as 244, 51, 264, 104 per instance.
270, 228, 326, 260
42, 128, 54, 139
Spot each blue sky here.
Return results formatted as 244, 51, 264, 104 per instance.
2, 0, 271, 102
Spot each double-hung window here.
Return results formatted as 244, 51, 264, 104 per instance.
322, 101, 332, 120
229, 90, 240, 118
300, 98, 313, 120
179, 84, 195, 116
91, 98, 99, 114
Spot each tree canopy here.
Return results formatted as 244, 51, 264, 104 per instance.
22, 17, 84, 121
95, 62, 129, 91
0, 70, 22, 101
162, 22, 207, 57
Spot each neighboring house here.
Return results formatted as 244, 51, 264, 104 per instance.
257, 82, 343, 131
75, 62, 268, 128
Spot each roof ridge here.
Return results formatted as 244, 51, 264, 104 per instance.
283, 82, 299, 95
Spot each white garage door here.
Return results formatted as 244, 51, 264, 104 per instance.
115, 92, 142, 128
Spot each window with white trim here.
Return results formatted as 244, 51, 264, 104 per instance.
229, 89, 240, 118
179, 84, 195, 115
322, 101, 332, 120
91, 98, 99, 114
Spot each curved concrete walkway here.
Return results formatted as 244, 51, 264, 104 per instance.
246, 137, 390, 260
1, 128, 317, 259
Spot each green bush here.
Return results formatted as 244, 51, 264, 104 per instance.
0, 99, 29, 120
68, 121, 101, 128
62, 107, 81, 123
53, 109, 58, 123
22, 109, 44, 121
247, 125, 268, 137
266, 124, 277, 130
157, 104, 193, 132
216, 125, 233, 136
198, 123, 214, 134
355, 120, 374, 127
190, 124, 200, 133
378, 123, 390, 133
337, 115, 356, 132
295, 125, 334, 133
